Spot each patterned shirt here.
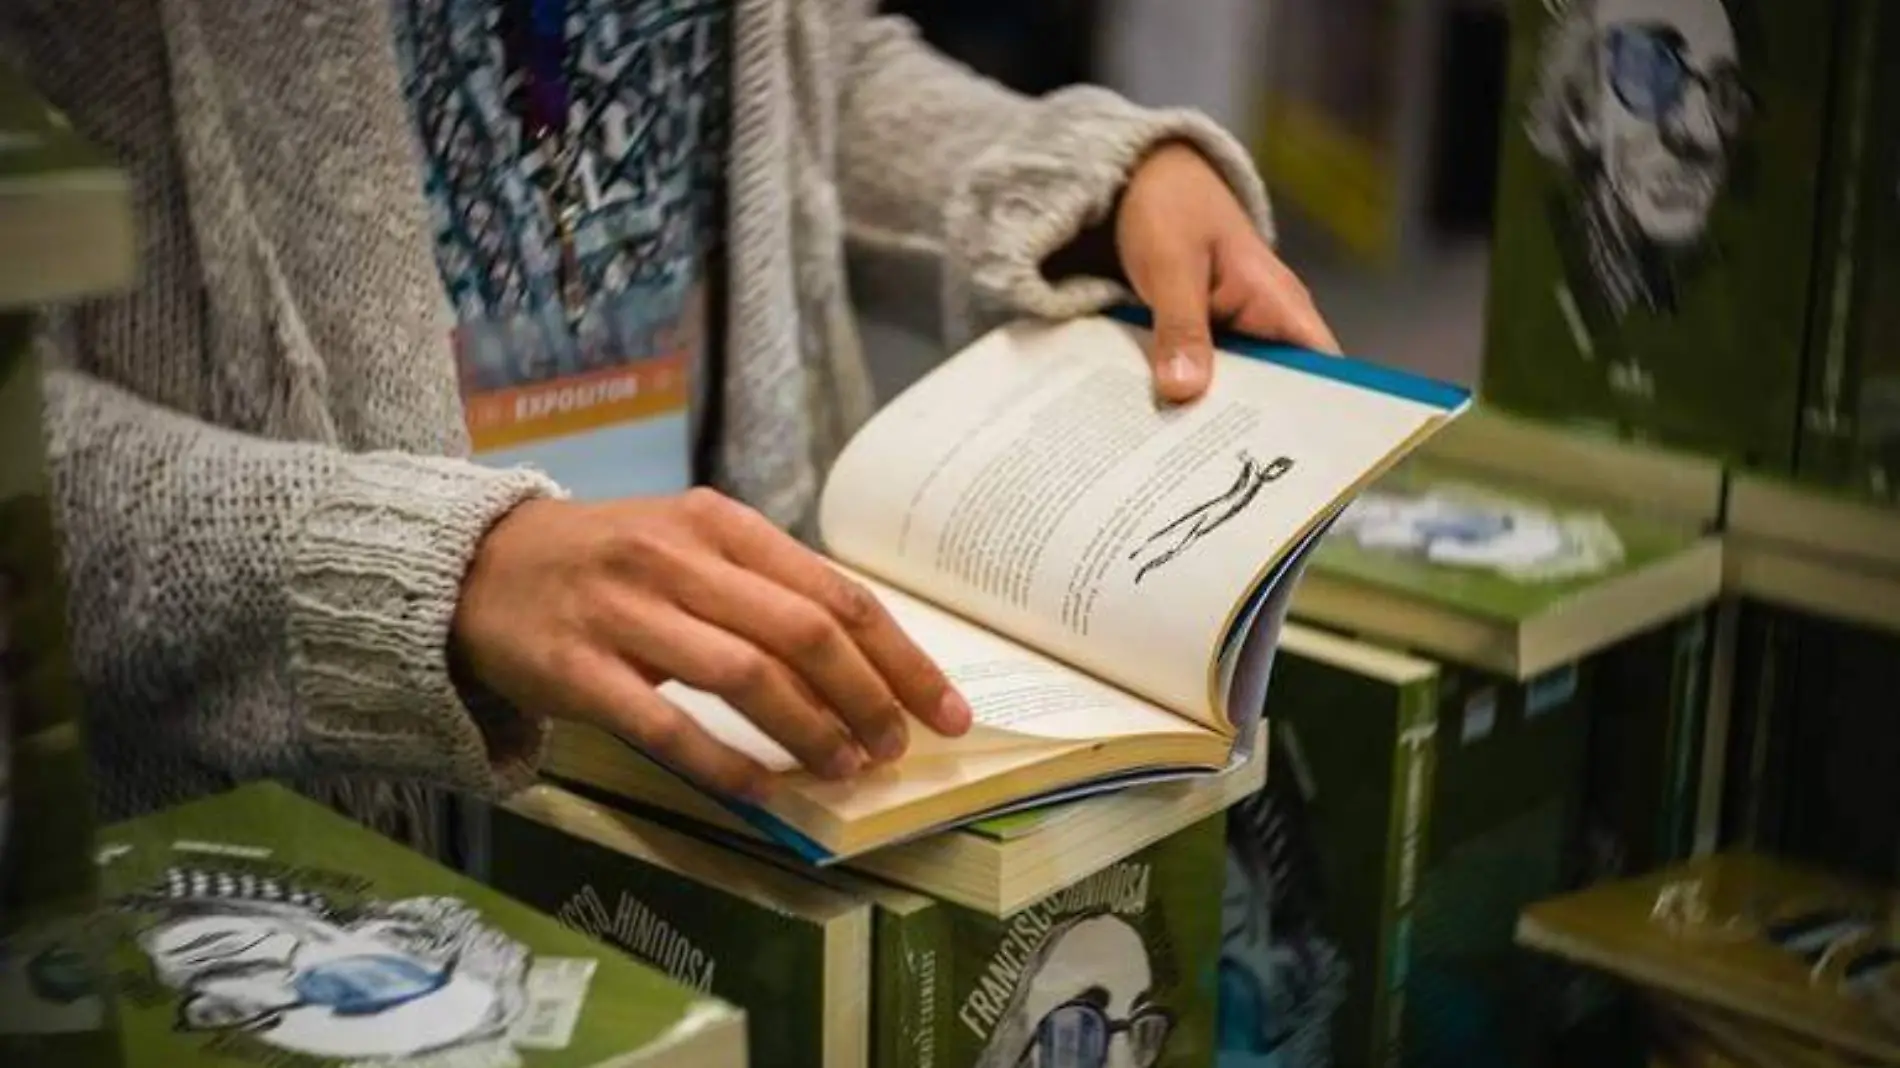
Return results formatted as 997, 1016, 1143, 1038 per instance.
390, 0, 729, 493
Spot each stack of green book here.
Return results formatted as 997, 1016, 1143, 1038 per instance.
548, 724, 1265, 917
1220, 621, 1604, 1068
0, 60, 137, 1068
480, 785, 1230, 1068
1245, 448, 1729, 1067
26, 783, 749, 1068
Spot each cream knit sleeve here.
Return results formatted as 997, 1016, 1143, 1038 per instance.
43, 367, 558, 813
835, 15, 1276, 341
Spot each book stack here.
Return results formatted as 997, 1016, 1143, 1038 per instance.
1516, 853, 1897, 1068
474, 783, 1233, 1068
1429, 0, 1900, 1062
0, 61, 136, 1068
464, 309, 1469, 1066
1217, 413, 1729, 1068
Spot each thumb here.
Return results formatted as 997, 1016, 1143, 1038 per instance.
1131, 242, 1216, 403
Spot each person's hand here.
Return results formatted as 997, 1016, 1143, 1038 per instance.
451, 490, 974, 799
1117, 142, 1342, 402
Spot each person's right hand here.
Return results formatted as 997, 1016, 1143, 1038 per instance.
450, 489, 974, 800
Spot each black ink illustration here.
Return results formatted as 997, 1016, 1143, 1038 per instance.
118, 865, 534, 1061
972, 912, 1173, 1068
1129, 452, 1294, 586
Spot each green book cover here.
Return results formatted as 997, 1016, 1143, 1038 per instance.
1481, 0, 1837, 470
483, 787, 869, 1068
1315, 459, 1700, 621
1405, 658, 1593, 1068
1219, 627, 1439, 1068
1301, 457, 1717, 679
787, 864, 953, 1068
37, 782, 747, 1068
1799, 0, 1900, 504
1578, 609, 1713, 881
0, 62, 135, 309
949, 816, 1224, 1068
596, 801, 1226, 1068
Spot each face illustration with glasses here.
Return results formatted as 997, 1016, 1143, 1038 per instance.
975, 914, 1173, 1068
1529, 0, 1753, 317
125, 871, 529, 1061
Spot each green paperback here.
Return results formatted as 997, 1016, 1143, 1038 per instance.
482, 787, 870, 1068
32, 783, 749, 1068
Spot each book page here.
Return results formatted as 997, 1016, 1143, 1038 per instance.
819, 317, 1452, 723
658, 569, 1211, 775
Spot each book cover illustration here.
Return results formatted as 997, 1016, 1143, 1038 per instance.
38, 783, 745, 1068
952, 816, 1224, 1068
1216, 628, 1440, 1068
1218, 736, 1351, 1068
483, 791, 864, 1068
1314, 459, 1698, 621
1518, 853, 1900, 1064
1482, 0, 1836, 469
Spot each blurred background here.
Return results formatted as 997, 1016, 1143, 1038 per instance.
863, 0, 1508, 396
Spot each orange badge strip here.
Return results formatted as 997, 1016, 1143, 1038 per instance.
464, 353, 690, 453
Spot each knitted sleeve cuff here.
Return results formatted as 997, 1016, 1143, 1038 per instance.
285, 452, 564, 797
942, 85, 1275, 330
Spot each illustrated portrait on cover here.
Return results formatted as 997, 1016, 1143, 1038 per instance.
974, 912, 1175, 1068
1332, 483, 1627, 583
1526, 0, 1754, 323
1217, 736, 1349, 1068
119, 866, 536, 1061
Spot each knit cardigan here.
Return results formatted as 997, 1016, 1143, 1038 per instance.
0, 0, 1273, 840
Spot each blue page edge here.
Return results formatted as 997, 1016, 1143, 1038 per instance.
1103, 304, 1471, 412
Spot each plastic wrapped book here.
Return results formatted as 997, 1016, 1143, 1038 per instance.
55, 783, 749, 1068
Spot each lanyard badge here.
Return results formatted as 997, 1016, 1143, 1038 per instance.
507, 0, 588, 329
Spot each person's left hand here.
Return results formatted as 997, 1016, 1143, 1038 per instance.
1117, 142, 1342, 402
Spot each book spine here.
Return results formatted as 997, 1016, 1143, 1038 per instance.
1373, 676, 1439, 1068
1799, 0, 1879, 484
1661, 612, 1712, 863
874, 902, 952, 1068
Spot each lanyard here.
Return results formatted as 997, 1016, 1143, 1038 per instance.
508, 0, 588, 327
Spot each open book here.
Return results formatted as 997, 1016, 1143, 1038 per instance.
551, 309, 1469, 862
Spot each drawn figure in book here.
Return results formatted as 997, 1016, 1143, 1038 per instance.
1130, 452, 1294, 585
120, 865, 534, 1061
1217, 729, 1348, 1068
1333, 486, 1626, 582
973, 913, 1174, 1068
1526, 0, 1752, 336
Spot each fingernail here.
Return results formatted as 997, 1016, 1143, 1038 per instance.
827, 746, 867, 780
869, 719, 908, 762
1165, 350, 1195, 386
939, 690, 974, 733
